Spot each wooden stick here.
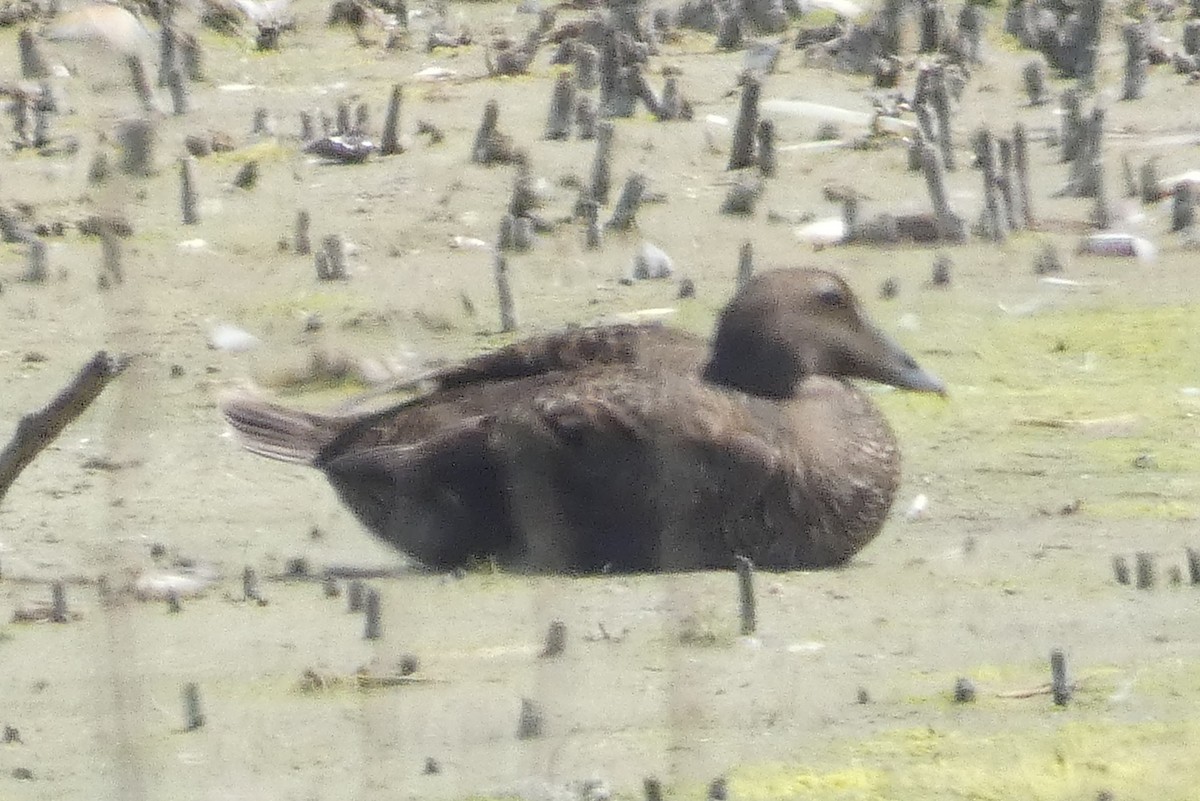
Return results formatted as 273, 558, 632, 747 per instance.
1023, 60, 1046, 106
575, 95, 597, 139
756, 119, 776, 178
51, 581, 68, 623
1050, 648, 1070, 705
381, 84, 404, 155
183, 683, 205, 730
166, 68, 188, 115
494, 252, 518, 332
545, 72, 575, 141
1013, 123, 1032, 227
1121, 23, 1148, 101
0, 352, 128, 504
735, 554, 756, 635
100, 227, 123, 288
736, 240, 754, 290
727, 74, 760, 171
1135, 551, 1155, 589
127, 55, 156, 114
18, 28, 51, 79
180, 157, 199, 225
606, 172, 647, 230
1172, 182, 1195, 232
590, 121, 614, 205
364, 587, 381, 640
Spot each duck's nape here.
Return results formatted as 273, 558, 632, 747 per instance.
702, 268, 945, 398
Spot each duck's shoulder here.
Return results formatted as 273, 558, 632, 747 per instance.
429, 323, 704, 391
314, 324, 705, 462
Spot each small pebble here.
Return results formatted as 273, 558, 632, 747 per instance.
953, 677, 976, 703
423, 757, 440, 775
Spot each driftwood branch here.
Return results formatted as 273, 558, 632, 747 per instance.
0, 351, 128, 503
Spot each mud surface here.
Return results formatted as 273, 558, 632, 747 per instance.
1, 2, 1199, 799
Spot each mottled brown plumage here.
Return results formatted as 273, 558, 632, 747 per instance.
221, 268, 944, 573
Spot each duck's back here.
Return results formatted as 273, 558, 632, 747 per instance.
315, 324, 708, 463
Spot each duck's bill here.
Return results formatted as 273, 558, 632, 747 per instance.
858, 327, 947, 396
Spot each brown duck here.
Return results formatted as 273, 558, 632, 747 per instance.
221, 268, 944, 573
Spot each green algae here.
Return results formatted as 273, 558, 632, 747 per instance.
730, 719, 1200, 801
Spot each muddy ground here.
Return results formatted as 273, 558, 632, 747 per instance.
1, 0, 1199, 799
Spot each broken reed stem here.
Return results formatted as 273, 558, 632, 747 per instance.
606, 172, 647, 230
517, 697, 543, 739
158, 18, 176, 86
317, 234, 348, 280
539, 620, 567, 658
580, 195, 601, 249
1135, 551, 1155, 589
166, 68, 188, 115
180, 157, 199, 225
575, 95, 597, 139
242, 566, 258, 601
974, 128, 1005, 242
364, 587, 382, 640
1139, 158, 1159, 204
736, 240, 754, 291
381, 83, 404, 155
294, 210, 311, 254
997, 138, 1017, 230
590, 121, 615, 206
1050, 649, 1070, 706
756, 119, 776, 178
1121, 22, 1148, 101
735, 555, 756, 635
100, 228, 123, 287
179, 32, 203, 81
1061, 88, 1083, 163
19, 28, 51, 79
51, 581, 68, 623
347, 579, 365, 612
1112, 555, 1131, 584
920, 143, 956, 240
471, 100, 500, 164
727, 74, 761, 171
0, 352, 128, 504
545, 72, 575, 140
127, 55, 156, 113
1091, 157, 1110, 229
1172, 182, 1195, 232
493, 251, 518, 332
183, 683, 205, 730
1023, 60, 1046, 106
118, 119, 156, 177
23, 238, 47, 283
1013, 123, 1033, 227
929, 67, 955, 171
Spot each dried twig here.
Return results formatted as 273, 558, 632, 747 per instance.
0, 352, 129, 504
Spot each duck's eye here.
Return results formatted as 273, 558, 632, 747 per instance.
816, 287, 846, 307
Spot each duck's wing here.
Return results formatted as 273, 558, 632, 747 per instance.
341, 324, 707, 409
493, 377, 785, 572
316, 324, 708, 460
319, 416, 513, 570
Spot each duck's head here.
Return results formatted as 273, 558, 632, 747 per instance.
702, 268, 946, 399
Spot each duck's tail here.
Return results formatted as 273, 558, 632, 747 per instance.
220, 395, 345, 465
